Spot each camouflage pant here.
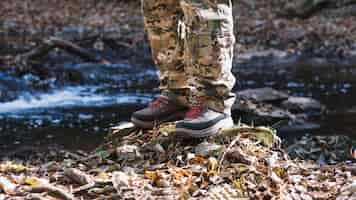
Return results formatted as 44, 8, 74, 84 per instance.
142, 0, 236, 114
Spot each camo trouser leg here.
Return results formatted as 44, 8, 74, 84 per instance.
180, 0, 236, 115
142, 0, 236, 114
142, 0, 189, 101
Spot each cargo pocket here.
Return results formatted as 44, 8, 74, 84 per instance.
190, 32, 235, 79
195, 4, 234, 34
187, 3, 234, 78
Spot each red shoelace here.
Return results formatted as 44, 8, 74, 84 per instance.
186, 105, 206, 119
149, 97, 169, 108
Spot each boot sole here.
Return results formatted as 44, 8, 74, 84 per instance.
131, 117, 157, 129
131, 111, 187, 129
175, 117, 234, 139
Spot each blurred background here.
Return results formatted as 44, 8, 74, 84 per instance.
0, 0, 356, 154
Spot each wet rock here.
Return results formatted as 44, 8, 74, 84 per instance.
233, 88, 325, 132
233, 98, 292, 123
282, 97, 325, 115
233, 88, 292, 122
237, 87, 289, 103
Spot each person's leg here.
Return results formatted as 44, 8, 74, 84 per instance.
132, 0, 189, 128
176, 0, 236, 137
181, 0, 236, 114
142, 0, 189, 98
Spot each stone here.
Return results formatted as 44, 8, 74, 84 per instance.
237, 87, 289, 103
233, 99, 292, 122
282, 97, 324, 114
233, 88, 325, 132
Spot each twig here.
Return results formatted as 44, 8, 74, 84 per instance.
49, 37, 108, 63
24, 184, 77, 200
72, 182, 96, 194
218, 136, 241, 171
19, 37, 110, 64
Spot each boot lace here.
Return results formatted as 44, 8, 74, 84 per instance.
149, 97, 169, 108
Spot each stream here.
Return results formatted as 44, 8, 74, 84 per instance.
0, 52, 356, 153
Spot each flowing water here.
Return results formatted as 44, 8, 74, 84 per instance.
0, 53, 356, 153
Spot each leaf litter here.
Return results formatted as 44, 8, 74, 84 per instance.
0, 122, 355, 199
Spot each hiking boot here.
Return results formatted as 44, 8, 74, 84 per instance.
175, 105, 234, 138
131, 96, 188, 129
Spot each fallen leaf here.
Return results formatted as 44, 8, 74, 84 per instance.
189, 157, 207, 165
